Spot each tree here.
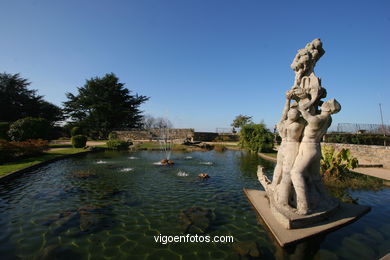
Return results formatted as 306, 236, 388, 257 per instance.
141, 114, 156, 129
231, 114, 253, 129
141, 115, 173, 129
153, 117, 173, 129
0, 73, 63, 123
63, 73, 149, 138
240, 123, 274, 153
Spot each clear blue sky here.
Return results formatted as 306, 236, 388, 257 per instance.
1, 0, 389, 132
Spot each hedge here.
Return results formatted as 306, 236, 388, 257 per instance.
324, 133, 388, 146
71, 135, 87, 148
107, 139, 130, 150
71, 127, 82, 137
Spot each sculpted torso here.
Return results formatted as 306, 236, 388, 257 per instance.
301, 114, 331, 143
277, 122, 287, 140
286, 119, 305, 142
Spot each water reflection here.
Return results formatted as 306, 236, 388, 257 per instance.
238, 151, 275, 177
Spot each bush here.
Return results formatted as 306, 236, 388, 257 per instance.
14, 139, 49, 157
320, 146, 383, 204
71, 135, 87, 148
320, 146, 359, 179
0, 139, 49, 164
0, 122, 10, 140
71, 126, 82, 137
240, 123, 274, 153
8, 117, 51, 141
108, 132, 118, 140
107, 139, 130, 150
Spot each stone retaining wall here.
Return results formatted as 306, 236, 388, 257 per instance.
114, 129, 194, 141
322, 143, 390, 169
114, 129, 239, 142
193, 132, 219, 142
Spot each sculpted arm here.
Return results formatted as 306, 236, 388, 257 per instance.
298, 105, 316, 124
279, 91, 293, 122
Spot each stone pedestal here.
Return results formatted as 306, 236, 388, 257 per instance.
244, 188, 370, 247
268, 193, 339, 229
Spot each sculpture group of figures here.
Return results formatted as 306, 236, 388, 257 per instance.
258, 39, 341, 219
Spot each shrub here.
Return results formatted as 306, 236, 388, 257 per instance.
106, 139, 130, 150
320, 146, 359, 179
14, 139, 49, 157
0, 122, 10, 140
8, 117, 51, 141
320, 146, 383, 204
0, 139, 49, 164
240, 123, 274, 153
71, 135, 87, 148
108, 132, 118, 140
71, 126, 82, 136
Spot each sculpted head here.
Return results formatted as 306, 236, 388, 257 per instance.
321, 99, 341, 114
287, 108, 300, 121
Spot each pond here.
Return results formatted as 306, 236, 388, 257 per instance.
0, 150, 389, 259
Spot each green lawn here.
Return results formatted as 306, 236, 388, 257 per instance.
49, 143, 73, 148
224, 144, 241, 149
0, 148, 87, 177
261, 152, 277, 158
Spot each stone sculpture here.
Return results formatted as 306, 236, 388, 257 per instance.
257, 38, 341, 228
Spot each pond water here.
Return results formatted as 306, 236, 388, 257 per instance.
0, 150, 389, 259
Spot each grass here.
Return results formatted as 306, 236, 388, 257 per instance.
260, 151, 277, 158
1, 138, 111, 177
223, 144, 241, 149
49, 143, 73, 148
47, 148, 86, 154
91, 143, 108, 148
0, 148, 87, 176
213, 140, 239, 144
